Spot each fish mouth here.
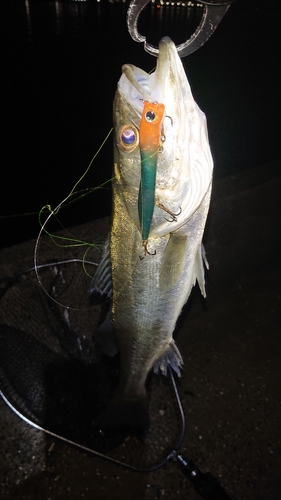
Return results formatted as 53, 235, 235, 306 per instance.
117, 37, 185, 241
119, 37, 178, 115
118, 38, 179, 246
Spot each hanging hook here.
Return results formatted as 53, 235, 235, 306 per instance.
127, 0, 237, 58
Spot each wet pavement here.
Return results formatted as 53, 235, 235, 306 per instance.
1, 160, 281, 499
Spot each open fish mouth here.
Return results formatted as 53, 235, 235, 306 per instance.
118, 37, 183, 115
117, 39, 180, 249
116, 36, 213, 239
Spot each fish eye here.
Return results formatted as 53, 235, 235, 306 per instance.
118, 124, 139, 152
145, 110, 156, 122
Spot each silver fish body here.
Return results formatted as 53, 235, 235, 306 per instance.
93, 37, 213, 427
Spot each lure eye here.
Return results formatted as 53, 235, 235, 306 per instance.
145, 110, 156, 122
118, 124, 139, 152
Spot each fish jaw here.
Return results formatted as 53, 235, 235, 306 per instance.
115, 37, 213, 239
109, 37, 213, 423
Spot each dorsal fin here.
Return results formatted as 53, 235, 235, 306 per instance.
194, 244, 208, 298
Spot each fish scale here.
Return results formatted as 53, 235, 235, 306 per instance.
91, 37, 213, 428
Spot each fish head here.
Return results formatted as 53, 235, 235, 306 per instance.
113, 37, 213, 236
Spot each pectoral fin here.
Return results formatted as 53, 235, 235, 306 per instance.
159, 233, 188, 291
90, 235, 112, 303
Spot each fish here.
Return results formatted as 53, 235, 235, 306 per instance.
91, 36, 213, 429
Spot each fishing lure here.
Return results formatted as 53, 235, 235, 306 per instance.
138, 101, 165, 255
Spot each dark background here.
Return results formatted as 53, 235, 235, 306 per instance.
1, 0, 280, 249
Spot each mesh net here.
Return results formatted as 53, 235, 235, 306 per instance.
0, 260, 183, 470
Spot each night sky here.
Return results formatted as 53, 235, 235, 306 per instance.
1, 0, 280, 249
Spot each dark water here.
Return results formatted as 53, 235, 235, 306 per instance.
1, 0, 280, 249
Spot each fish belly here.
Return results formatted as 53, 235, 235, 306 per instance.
110, 179, 212, 400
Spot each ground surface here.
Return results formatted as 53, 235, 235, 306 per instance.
0, 162, 281, 499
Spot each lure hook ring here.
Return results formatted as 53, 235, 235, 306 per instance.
127, 0, 236, 58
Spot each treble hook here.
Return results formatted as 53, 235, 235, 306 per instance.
127, 0, 237, 58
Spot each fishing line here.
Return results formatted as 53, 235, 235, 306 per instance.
0, 366, 184, 473
33, 235, 102, 311
33, 127, 116, 275
33, 123, 160, 267
0, 210, 42, 219
0, 129, 113, 223
0, 364, 232, 499
33, 130, 150, 304
35, 183, 113, 257
24, 259, 98, 275
37, 198, 98, 249
81, 245, 99, 279
0, 259, 98, 312
67, 128, 113, 198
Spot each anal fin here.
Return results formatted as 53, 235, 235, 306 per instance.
153, 340, 183, 377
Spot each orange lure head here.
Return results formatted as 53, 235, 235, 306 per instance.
139, 101, 165, 153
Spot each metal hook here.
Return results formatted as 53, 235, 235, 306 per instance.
127, 0, 236, 58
